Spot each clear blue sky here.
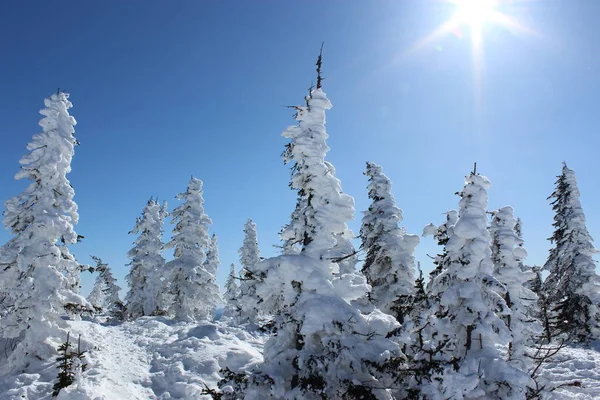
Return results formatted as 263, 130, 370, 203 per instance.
1, 1, 599, 294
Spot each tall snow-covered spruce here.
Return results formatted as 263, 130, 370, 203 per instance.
165, 177, 220, 321
421, 173, 530, 399
125, 198, 168, 318
0, 92, 89, 368
490, 207, 539, 370
279, 52, 357, 276
219, 57, 405, 400
542, 163, 600, 343
237, 218, 263, 323
360, 161, 419, 321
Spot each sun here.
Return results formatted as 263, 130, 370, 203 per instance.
406, 0, 531, 57
451, 0, 501, 45
397, 0, 537, 127
452, 0, 499, 28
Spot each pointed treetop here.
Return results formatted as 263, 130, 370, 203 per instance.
316, 42, 324, 90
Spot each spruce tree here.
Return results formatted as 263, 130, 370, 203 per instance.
204, 234, 221, 275
490, 207, 540, 371
360, 161, 419, 321
237, 219, 263, 323
202, 233, 223, 312
422, 210, 458, 291
220, 59, 405, 400
125, 198, 168, 318
222, 255, 405, 400
223, 263, 240, 319
87, 256, 124, 319
52, 332, 87, 397
541, 163, 600, 343
165, 177, 219, 321
278, 71, 357, 276
421, 174, 529, 399
0, 92, 89, 366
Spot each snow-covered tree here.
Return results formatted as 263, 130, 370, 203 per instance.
420, 174, 529, 399
223, 263, 240, 319
422, 210, 458, 291
490, 206, 540, 370
87, 256, 124, 319
360, 161, 419, 321
220, 255, 406, 400
203, 234, 221, 275
398, 264, 435, 398
125, 198, 168, 318
219, 65, 406, 398
279, 81, 357, 276
0, 92, 89, 367
202, 233, 223, 309
237, 219, 263, 323
165, 177, 219, 321
541, 163, 600, 343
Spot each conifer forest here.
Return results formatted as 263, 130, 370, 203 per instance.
2, 2, 600, 398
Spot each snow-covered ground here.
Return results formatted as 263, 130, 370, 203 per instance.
542, 343, 600, 399
0, 318, 264, 400
1, 317, 599, 399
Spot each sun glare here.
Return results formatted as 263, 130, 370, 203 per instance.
400, 0, 537, 109
396, 0, 538, 128
452, 0, 498, 28
451, 0, 501, 46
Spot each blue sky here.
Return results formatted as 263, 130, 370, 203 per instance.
1, 0, 599, 294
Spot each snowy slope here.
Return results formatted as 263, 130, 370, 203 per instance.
1, 318, 264, 400
2, 317, 600, 399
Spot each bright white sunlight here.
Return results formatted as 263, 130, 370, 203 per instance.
452, 0, 499, 27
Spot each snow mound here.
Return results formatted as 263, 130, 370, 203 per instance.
147, 319, 263, 399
